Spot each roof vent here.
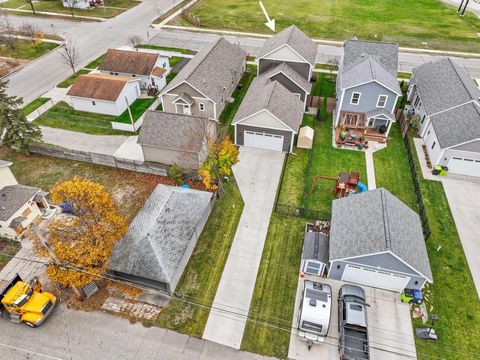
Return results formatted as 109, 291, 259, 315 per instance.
309, 299, 317, 307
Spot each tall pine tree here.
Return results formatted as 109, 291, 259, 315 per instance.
0, 78, 42, 154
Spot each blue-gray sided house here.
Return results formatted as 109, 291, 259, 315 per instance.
109, 185, 213, 294
327, 188, 432, 292
408, 58, 480, 177
335, 40, 402, 143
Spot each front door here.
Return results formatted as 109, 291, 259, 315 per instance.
183, 105, 191, 115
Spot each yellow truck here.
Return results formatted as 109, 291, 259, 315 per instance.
0, 274, 56, 328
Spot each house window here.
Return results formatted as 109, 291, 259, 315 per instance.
368, 118, 375, 127
132, 74, 136, 77
414, 96, 420, 107
199, 103, 205, 111
22, 208, 31, 218
114, 72, 118, 76
163, 63, 166, 68
92, 101, 96, 106
350, 92, 361, 105
421, 114, 426, 124
376, 95, 388, 108
431, 141, 436, 149
109, 72, 113, 75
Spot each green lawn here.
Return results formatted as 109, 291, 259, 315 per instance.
166, 71, 177, 84
373, 124, 416, 210
183, 0, 480, 53
406, 135, 480, 360
241, 214, 305, 358
0, 237, 21, 271
23, 97, 51, 115
84, 54, 106, 69
0, 39, 58, 60
219, 65, 256, 137
311, 73, 336, 98
169, 56, 183, 68
152, 0, 191, 24
154, 180, 244, 336
34, 101, 131, 136
57, 69, 91, 88
116, 97, 157, 124
398, 72, 412, 79
2, 0, 139, 18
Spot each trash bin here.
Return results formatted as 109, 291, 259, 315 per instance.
439, 166, 448, 176
432, 165, 442, 175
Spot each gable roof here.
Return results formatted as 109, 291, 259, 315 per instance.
232, 75, 304, 132
67, 74, 136, 101
340, 57, 401, 94
262, 62, 312, 93
257, 25, 317, 66
412, 58, 480, 115
98, 49, 159, 76
138, 111, 207, 153
365, 108, 396, 121
329, 188, 432, 281
343, 40, 398, 75
162, 37, 246, 102
430, 101, 480, 148
109, 185, 212, 287
0, 184, 40, 221
303, 232, 329, 264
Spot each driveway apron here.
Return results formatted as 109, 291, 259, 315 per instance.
203, 147, 285, 349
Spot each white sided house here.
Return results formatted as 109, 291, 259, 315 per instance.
0, 160, 50, 240
160, 37, 247, 121
67, 74, 140, 116
98, 49, 169, 92
256, 25, 317, 82
335, 40, 402, 143
62, 0, 97, 10
409, 58, 480, 177
232, 75, 304, 153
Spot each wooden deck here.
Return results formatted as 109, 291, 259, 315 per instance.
335, 126, 387, 149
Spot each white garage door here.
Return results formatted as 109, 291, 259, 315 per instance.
244, 130, 284, 152
447, 156, 480, 177
342, 264, 410, 292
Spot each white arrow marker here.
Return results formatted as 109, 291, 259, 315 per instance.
259, 1, 275, 32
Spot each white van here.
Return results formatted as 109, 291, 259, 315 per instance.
298, 280, 332, 343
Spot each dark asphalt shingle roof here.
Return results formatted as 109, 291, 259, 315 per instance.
257, 25, 317, 66
0, 185, 40, 221
412, 58, 480, 115
262, 62, 312, 93
109, 185, 212, 286
330, 188, 433, 281
303, 232, 329, 264
343, 40, 399, 75
162, 37, 246, 102
430, 102, 480, 148
232, 75, 304, 132
138, 111, 206, 153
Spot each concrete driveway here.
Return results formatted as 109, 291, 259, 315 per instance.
203, 147, 285, 349
442, 177, 480, 297
288, 275, 417, 360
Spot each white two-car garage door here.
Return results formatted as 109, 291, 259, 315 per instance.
342, 264, 410, 292
244, 131, 284, 152
447, 156, 480, 177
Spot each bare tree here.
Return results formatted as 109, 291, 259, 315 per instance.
59, 38, 80, 76
19, 23, 40, 49
0, 18, 18, 51
63, 0, 79, 19
127, 35, 143, 50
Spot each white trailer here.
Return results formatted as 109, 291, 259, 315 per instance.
298, 280, 332, 343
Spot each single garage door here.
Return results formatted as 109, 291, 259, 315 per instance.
342, 264, 410, 292
244, 130, 284, 151
447, 156, 480, 177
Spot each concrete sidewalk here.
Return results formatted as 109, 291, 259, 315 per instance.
203, 147, 285, 349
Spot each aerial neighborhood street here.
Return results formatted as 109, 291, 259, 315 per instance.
0, 0, 480, 359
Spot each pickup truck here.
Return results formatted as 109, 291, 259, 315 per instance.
338, 284, 369, 360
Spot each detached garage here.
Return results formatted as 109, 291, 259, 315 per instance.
327, 188, 433, 292
233, 75, 304, 153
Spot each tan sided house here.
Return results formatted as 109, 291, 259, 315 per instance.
0, 160, 50, 240
160, 37, 247, 121
67, 74, 141, 116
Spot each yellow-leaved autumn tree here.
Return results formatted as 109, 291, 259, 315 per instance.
198, 136, 239, 193
41, 177, 127, 288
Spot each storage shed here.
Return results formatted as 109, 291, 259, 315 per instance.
297, 126, 314, 149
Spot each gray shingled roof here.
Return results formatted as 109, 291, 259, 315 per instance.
174, 93, 194, 105
340, 57, 401, 94
365, 108, 395, 121
109, 185, 212, 287
138, 111, 206, 153
257, 25, 317, 66
330, 188, 433, 281
430, 102, 480, 148
162, 37, 246, 102
232, 76, 304, 132
412, 58, 480, 115
303, 232, 329, 264
262, 62, 312, 93
0, 185, 40, 221
0, 159, 12, 168
343, 40, 398, 75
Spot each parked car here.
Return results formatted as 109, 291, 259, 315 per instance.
338, 284, 369, 360
298, 280, 332, 343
